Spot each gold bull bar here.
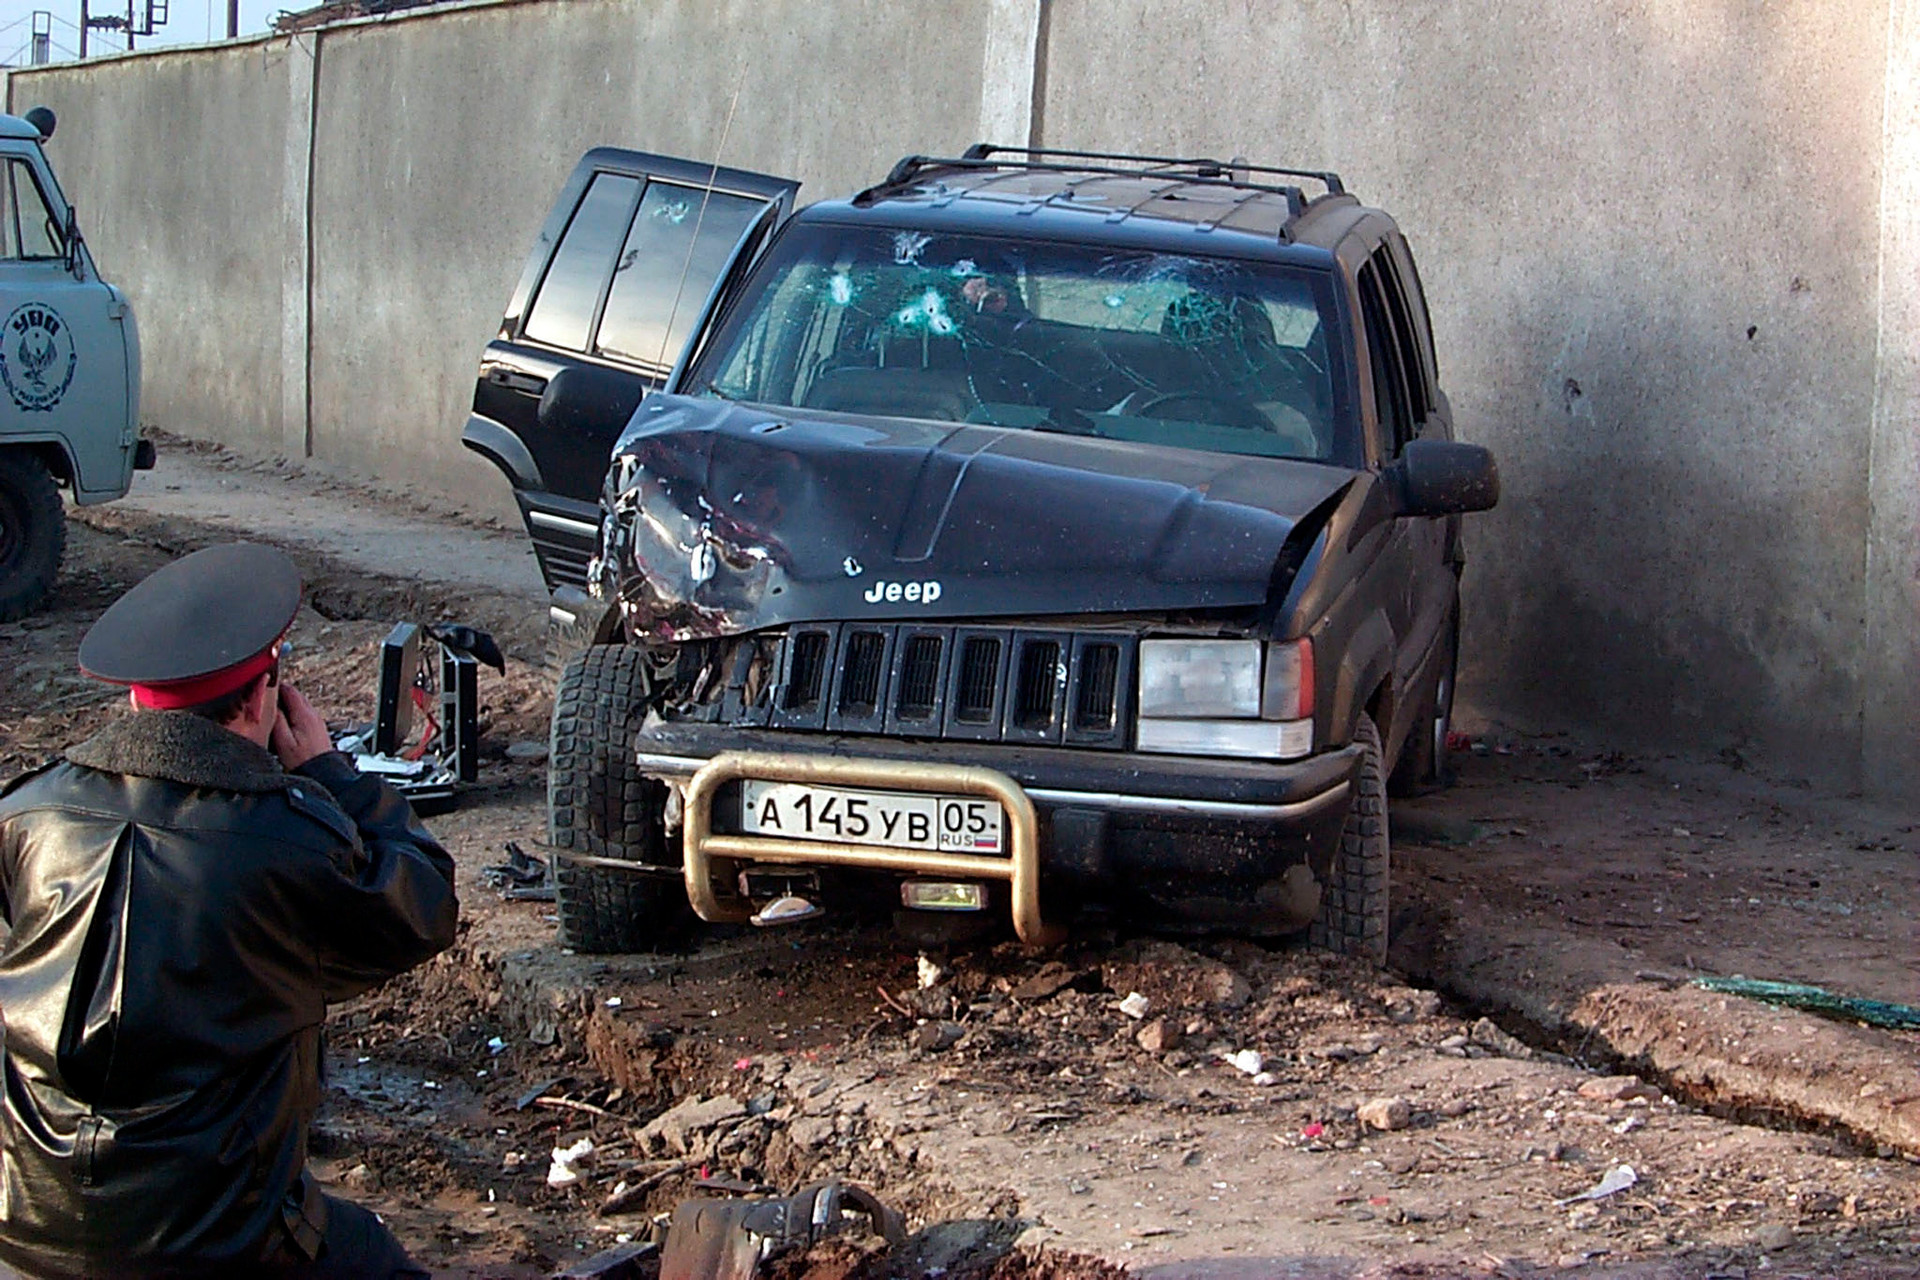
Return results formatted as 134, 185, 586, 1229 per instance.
681, 751, 1063, 947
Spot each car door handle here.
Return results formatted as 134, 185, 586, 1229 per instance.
488, 368, 548, 396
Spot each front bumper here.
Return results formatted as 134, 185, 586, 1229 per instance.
637, 722, 1363, 940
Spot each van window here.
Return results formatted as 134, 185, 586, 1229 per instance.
1, 160, 62, 261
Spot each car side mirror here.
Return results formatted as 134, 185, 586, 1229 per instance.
62, 202, 82, 277
1390, 438, 1499, 517
537, 365, 644, 442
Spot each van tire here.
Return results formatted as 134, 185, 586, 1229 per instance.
1309, 712, 1390, 965
549, 644, 691, 953
0, 452, 64, 623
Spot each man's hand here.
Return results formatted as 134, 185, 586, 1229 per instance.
270, 684, 334, 771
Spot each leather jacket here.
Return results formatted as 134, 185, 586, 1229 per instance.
0, 711, 459, 1278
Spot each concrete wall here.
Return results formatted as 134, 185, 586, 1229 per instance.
6, 0, 1916, 796
13, 40, 301, 456
304, 0, 1001, 502
1042, 0, 1905, 782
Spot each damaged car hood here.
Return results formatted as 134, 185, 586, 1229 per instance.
601, 394, 1353, 640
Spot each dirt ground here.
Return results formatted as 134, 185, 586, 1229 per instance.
0, 445, 1916, 1279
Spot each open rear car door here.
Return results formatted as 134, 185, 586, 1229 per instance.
463, 150, 798, 624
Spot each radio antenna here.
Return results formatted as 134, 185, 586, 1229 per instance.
654, 78, 744, 379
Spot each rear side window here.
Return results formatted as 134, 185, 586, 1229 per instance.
523, 173, 641, 351
596, 183, 766, 372
0, 159, 62, 261
1357, 259, 1414, 458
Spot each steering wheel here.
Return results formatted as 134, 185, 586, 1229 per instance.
1131, 391, 1274, 433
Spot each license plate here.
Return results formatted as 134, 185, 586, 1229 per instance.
738, 780, 1004, 854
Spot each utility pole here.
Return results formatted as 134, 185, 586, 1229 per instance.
125, 0, 133, 50
225, 0, 236, 38
31, 10, 51, 63
78, 0, 87, 55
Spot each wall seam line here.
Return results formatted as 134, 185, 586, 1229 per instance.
301, 28, 322, 459
1860, 0, 1898, 785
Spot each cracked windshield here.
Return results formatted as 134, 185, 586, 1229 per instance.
699, 226, 1339, 460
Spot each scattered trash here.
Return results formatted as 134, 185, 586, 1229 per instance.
479, 841, 554, 901
1220, 1048, 1264, 1076
1557, 1164, 1638, 1205
1117, 991, 1152, 1020
912, 1020, 964, 1052
486, 1036, 506, 1056
1691, 976, 1920, 1031
1011, 960, 1080, 1002
916, 954, 946, 989
749, 895, 822, 927
547, 1136, 596, 1188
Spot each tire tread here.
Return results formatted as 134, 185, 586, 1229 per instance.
1310, 713, 1390, 965
549, 644, 687, 953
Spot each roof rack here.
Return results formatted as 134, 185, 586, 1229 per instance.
858, 145, 1350, 239
960, 144, 1345, 196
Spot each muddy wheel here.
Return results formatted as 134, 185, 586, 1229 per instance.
549, 643, 689, 953
0, 451, 64, 623
1310, 712, 1389, 964
1389, 606, 1458, 797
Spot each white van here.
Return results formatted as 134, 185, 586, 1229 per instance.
0, 106, 147, 621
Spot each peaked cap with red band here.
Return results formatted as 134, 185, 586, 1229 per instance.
78, 543, 302, 710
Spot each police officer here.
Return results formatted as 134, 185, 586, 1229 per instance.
0, 543, 458, 1278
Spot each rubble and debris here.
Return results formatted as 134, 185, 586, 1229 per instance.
1578, 1074, 1662, 1103
1116, 992, 1152, 1020
639, 1095, 748, 1157
1469, 1016, 1534, 1059
1134, 1017, 1181, 1054
657, 1179, 904, 1280
1356, 1097, 1413, 1131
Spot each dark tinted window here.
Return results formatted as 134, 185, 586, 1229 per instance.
1357, 260, 1413, 458
1373, 249, 1430, 421
523, 172, 640, 352
596, 183, 766, 373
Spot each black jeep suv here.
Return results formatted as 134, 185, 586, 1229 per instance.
463, 145, 1497, 962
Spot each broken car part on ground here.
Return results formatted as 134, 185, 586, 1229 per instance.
464, 145, 1498, 959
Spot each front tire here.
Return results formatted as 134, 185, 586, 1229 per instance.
1310, 713, 1390, 964
0, 452, 65, 623
549, 644, 690, 953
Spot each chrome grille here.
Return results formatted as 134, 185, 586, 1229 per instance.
767, 624, 1133, 748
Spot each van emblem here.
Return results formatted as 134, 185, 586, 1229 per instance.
863, 580, 942, 605
0, 303, 76, 412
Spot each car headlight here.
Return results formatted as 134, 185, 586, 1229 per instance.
1137, 640, 1264, 718
1136, 639, 1314, 759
